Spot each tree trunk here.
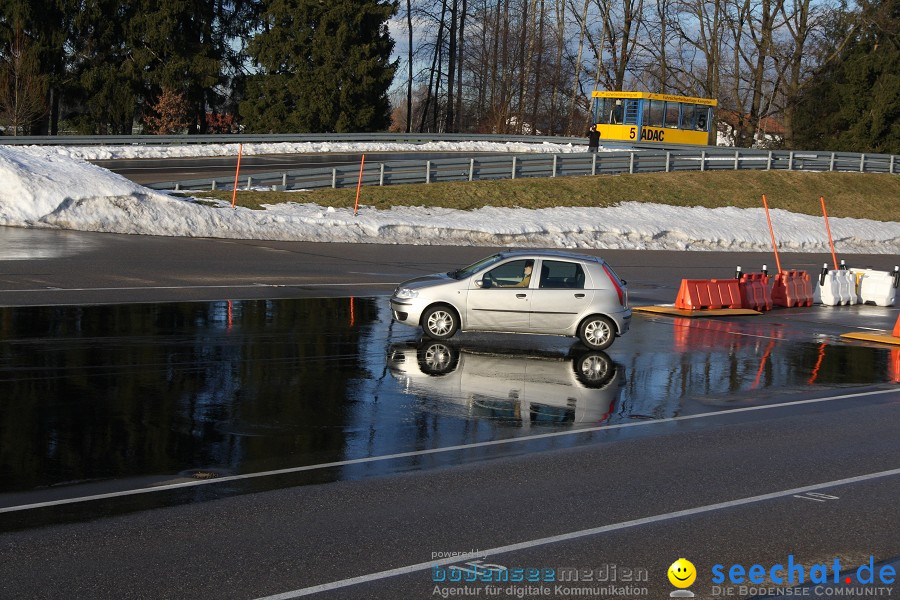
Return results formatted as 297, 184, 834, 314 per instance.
455, 0, 466, 130
445, 0, 458, 132
406, 0, 413, 133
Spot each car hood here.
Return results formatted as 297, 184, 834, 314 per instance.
396, 273, 455, 290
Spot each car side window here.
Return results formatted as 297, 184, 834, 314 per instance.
538, 260, 585, 289
483, 260, 533, 288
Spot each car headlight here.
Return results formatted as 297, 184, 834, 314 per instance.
394, 288, 418, 299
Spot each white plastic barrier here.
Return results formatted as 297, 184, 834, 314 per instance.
850, 268, 899, 307
813, 266, 858, 306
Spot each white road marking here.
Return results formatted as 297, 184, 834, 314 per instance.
254, 468, 900, 599
0, 282, 399, 293
0, 387, 894, 514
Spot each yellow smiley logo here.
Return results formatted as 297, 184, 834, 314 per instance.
668, 558, 697, 588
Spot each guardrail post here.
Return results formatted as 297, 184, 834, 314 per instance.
734, 150, 739, 170
788, 151, 794, 171
246, 176, 252, 190
629, 152, 635, 174
332, 169, 337, 188
552, 155, 557, 177
767, 151, 772, 171
830, 153, 835, 172
426, 160, 431, 183
700, 151, 706, 172
891, 155, 896, 174
174, 183, 180, 191
511, 156, 517, 180
469, 158, 474, 181
282, 173, 287, 187
379, 163, 385, 186
211, 180, 216, 191
859, 154, 865, 173
665, 152, 670, 173
592, 153, 597, 175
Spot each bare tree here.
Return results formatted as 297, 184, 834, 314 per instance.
0, 28, 47, 136
567, 0, 591, 134
775, 0, 817, 147
406, 0, 414, 133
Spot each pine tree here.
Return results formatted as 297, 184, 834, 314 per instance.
128, 0, 224, 133
792, 0, 899, 153
67, 0, 139, 134
241, 0, 397, 133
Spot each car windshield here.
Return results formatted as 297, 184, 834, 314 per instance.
448, 254, 505, 279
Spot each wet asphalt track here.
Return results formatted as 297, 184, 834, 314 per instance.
0, 228, 897, 600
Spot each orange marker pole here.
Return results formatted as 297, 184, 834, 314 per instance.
762, 194, 782, 275
353, 154, 366, 217
231, 143, 243, 209
820, 196, 839, 271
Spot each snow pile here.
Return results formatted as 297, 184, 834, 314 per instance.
1, 146, 897, 253
24, 140, 590, 161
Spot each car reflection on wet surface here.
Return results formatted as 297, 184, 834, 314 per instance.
387, 341, 622, 427
0, 296, 897, 519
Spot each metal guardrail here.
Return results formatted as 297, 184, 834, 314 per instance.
0, 132, 590, 146
145, 147, 898, 192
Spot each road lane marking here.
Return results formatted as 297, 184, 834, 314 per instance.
0, 387, 895, 514
0, 282, 399, 293
254, 468, 900, 599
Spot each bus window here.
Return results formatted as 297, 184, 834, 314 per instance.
696, 107, 709, 131
643, 100, 664, 127
664, 103, 681, 128
682, 104, 696, 129
599, 98, 626, 124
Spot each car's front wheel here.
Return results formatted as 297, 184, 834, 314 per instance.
422, 305, 459, 340
578, 315, 616, 350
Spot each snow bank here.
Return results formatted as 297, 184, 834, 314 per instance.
1, 146, 897, 253
21, 140, 590, 161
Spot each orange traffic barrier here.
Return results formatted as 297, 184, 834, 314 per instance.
738, 273, 772, 311
893, 314, 900, 338
772, 270, 813, 307
675, 279, 743, 310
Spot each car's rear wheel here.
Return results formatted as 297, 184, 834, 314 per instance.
422, 305, 459, 340
578, 315, 616, 350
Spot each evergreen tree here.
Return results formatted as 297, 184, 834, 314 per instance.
128, 0, 225, 133
67, 0, 139, 134
792, 0, 899, 153
241, 0, 397, 133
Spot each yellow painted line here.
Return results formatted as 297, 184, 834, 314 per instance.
633, 306, 761, 317
840, 332, 900, 346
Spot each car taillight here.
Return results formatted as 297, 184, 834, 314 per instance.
602, 264, 625, 306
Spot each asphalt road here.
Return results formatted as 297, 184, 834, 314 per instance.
0, 228, 897, 600
2, 226, 896, 306
92, 151, 506, 185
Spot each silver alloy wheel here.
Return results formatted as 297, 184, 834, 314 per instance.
427, 309, 454, 336
579, 354, 609, 382
583, 318, 612, 348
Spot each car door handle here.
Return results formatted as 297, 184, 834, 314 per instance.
516, 294, 527, 299
574, 293, 586, 298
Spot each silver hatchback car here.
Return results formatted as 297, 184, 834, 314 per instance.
389, 250, 631, 350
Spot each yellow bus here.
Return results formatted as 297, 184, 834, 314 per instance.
590, 91, 717, 146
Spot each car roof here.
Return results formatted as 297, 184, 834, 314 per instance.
497, 249, 605, 263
